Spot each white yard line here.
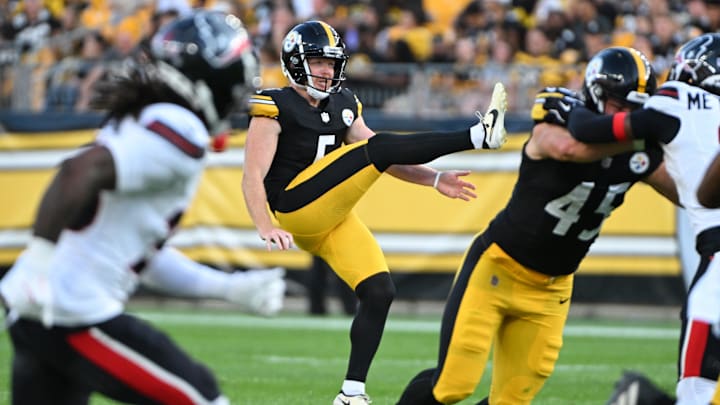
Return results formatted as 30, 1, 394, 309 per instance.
134, 311, 679, 339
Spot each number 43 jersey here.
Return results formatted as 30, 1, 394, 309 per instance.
485, 142, 664, 276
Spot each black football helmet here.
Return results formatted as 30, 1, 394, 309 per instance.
281, 21, 348, 100
583, 46, 656, 113
667, 33, 720, 96
150, 11, 259, 134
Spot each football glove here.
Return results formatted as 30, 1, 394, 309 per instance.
531, 87, 585, 126
225, 267, 286, 317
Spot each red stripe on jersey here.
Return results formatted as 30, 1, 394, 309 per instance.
67, 329, 197, 405
612, 112, 628, 142
146, 120, 205, 159
657, 87, 679, 99
681, 320, 710, 377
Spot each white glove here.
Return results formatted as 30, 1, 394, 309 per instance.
224, 267, 286, 317
0, 236, 55, 327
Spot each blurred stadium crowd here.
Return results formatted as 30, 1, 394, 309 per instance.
0, 0, 718, 116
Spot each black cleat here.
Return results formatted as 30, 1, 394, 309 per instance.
606, 370, 675, 405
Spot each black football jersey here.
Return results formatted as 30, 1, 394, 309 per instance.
485, 141, 664, 276
248, 87, 362, 210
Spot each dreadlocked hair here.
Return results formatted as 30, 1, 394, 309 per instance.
90, 60, 206, 128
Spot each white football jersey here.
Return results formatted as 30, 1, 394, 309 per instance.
645, 81, 720, 237
16, 103, 208, 326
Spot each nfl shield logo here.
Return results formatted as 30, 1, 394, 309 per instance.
320, 112, 330, 123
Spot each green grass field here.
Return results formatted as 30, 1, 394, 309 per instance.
0, 304, 680, 405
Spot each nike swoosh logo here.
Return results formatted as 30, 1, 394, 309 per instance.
558, 102, 572, 112
488, 109, 499, 129
559, 298, 569, 304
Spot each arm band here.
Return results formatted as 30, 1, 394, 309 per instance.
612, 112, 629, 142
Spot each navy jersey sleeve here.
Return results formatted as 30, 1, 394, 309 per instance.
568, 106, 679, 144
567, 106, 621, 143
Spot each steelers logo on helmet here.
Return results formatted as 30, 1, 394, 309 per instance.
283, 30, 299, 53
585, 57, 602, 85
629, 152, 650, 174
342, 108, 354, 127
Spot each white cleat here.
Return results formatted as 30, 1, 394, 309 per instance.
333, 392, 372, 405
471, 82, 508, 149
224, 267, 286, 317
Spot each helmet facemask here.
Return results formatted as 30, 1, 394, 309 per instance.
586, 73, 651, 113
150, 11, 260, 135
668, 33, 720, 96
583, 47, 655, 114
669, 58, 720, 95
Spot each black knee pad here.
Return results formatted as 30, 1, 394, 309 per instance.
355, 272, 395, 306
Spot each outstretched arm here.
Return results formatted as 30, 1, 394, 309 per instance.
385, 165, 478, 201
346, 115, 478, 201
567, 107, 679, 145
141, 247, 286, 316
526, 123, 634, 162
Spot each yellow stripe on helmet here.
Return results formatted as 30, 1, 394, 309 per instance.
629, 48, 649, 94
319, 21, 336, 47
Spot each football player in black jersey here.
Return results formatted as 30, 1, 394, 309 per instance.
565, 34, 720, 405
241, 20, 508, 405
395, 47, 679, 405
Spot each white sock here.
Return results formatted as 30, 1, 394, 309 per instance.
341, 380, 365, 396
470, 121, 487, 149
676, 376, 715, 404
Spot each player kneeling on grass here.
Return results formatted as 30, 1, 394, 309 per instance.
0, 10, 263, 405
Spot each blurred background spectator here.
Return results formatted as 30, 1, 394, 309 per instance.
0, 0, 717, 117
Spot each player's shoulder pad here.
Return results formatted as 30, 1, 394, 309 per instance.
645, 81, 692, 113
138, 103, 207, 159
339, 87, 363, 114
249, 88, 282, 119
654, 84, 680, 100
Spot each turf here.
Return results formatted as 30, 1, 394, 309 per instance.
0, 306, 680, 404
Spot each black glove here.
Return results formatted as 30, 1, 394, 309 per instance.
531, 87, 585, 126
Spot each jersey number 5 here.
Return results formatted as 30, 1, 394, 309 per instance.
545, 182, 631, 241
314, 135, 336, 162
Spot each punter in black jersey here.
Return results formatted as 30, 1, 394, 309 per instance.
241, 20, 508, 405
396, 47, 679, 405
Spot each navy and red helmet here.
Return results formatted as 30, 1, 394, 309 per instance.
150, 10, 259, 133
667, 33, 720, 96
